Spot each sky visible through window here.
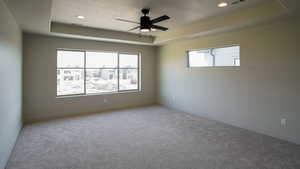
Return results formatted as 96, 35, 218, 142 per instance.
57, 51, 84, 68
57, 51, 138, 68
86, 52, 118, 68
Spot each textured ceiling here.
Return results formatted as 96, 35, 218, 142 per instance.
51, 0, 269, 33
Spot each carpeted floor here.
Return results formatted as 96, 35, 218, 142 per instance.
6, 106, 300, 169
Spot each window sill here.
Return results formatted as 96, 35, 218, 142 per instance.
56, 90, 141, 99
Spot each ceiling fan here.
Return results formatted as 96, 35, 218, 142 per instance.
116, 8, 170, 32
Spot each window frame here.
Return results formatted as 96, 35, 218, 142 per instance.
187, 45, 240, 68
56, 49, 141, 97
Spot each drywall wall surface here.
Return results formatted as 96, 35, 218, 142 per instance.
158, 16, 300, 144
23, 33, 157, 123
0, 1, 23, 168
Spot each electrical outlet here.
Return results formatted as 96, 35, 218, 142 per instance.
280, 118, 287, 127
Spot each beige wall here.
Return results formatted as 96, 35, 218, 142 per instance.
0, 0, 22, 168
158, 16, 300, 144
23, 33, 157, 123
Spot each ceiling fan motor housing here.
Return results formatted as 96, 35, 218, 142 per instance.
140, 16, 151, 30
141, 8, 150, 15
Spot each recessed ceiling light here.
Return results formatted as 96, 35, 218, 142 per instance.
218, 2, 228, 7
77, 15, 85, 19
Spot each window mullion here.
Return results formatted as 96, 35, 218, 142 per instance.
117, 53, 120, 92
211, 49, 215, 67
84, 51, 87, 95
138, 54, 140, 91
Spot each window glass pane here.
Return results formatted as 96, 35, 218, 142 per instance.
119, 69, 138, 90
188, 50, 213, 67
213, 46, 240, 66
119, 54, 138, 68
57, 69, 84, 95
57, 50, 84, 68
234, 58, 240, 66
86, 52, 118, 68
86, 69, 118, 94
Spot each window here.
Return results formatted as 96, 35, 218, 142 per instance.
57, 50, 140, 96
57, 51, 85, 96
119, 54, 139, 90
85, 51, 118, 94
187, 46, 240, 67
188, 49, 213, 67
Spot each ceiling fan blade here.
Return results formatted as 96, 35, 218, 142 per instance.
151, 25, 168, 31
151, 15, 170, 24
116, 18, 140, 24
128, 26, 140, 31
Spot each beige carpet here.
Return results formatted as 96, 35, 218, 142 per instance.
6, 106, 300, 169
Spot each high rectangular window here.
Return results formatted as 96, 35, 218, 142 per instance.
57, 50, 140, 96
187, 46, 240, 67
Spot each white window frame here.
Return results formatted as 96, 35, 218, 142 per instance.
187, 45, 240, 68
56, 49, 141, 97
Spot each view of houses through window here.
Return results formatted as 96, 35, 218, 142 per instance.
57, 50, 139, 96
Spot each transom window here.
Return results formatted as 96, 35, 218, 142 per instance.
57, 50, 140, 96
187, 46, 240, 67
